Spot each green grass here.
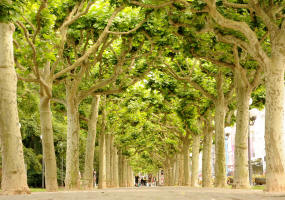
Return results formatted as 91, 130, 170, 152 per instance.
30, 188, 46, 192
252, 185, 265, 190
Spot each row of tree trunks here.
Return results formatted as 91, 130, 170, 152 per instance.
0, 23, 30, 195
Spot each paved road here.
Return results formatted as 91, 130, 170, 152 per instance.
1, 187, 285, 200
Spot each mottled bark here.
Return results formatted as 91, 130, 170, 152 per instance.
39, 62, 58, 192
214, 73, 227, 188
112, 146, 119, 188
178, 153, 184, 186
191, 134, 200, 187
233, 74, 251, 189
182, 140, 190, 186
202, 126, 213, 187
98, 132, 107, 189
105, 134, 111, 187
65, 85, 80, 190
82, 96, 100, 189
0, 23, 30, 195
264, 52, 285, 192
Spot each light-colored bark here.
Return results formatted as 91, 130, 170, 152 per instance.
182, 140, 190, 186
122, 156, 128, 187
39, 63, 58, 192
233, 73, 251, 189
82, 96, 100, 189
98, 101, 107, 189
202, 126, 213, 187
105, 134, 111, 187
214, 73, 227, 188
174, 154, 179, 185
112, 146, 119, 188
191, 134, 200, 187
264, 53, 285, 192
109, 135, 114, 187
118, 150, 123, 187
178, 153, 184, 186
98, 132, 107, 189
0, 23, 30, 195
65, 85, 80, 190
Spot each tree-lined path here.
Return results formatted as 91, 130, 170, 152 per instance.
1, 187, 285, 200
1, 0, 285, 197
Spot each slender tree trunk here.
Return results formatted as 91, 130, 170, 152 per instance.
99, 100, 107, 189
118, 150, 123, 187
233, 76, 251, 189
109, 135, 114, 187
39, 62, 58, 192
178, 152, 184, 186
122, 156, 128, 187
112, 146, 119, 188
182, 140, 190, 186
98, 132, 107, 189
39, 94, 58, 191
191, 134, 200, 187
174, 154, 179, 185
0, 23, 30, 195
65, 85, 80, 190
82, 96, 100, 189
202, 126, 213, 187
264, 53, 285, 192
105, 134, 111, 187
214, 73, 227, 188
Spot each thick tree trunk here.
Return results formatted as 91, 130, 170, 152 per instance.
233, 77, 251, 189
39, 63, 58, 192
82, 96, 100, 189
105, 134, 111, 187
98, 132, 107, 189
264, 53, 285, 192
0, 23, 30, 195
39, 94, 58, 191
214, 73, 227, 188
112, 146, 119, 188
182, 140, 190, 186
191, 134, 200, 187
65, 86, 80, 190
202, 126, 213, 187
214, 101, 226, 187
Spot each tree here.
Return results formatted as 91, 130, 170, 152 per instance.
0, 1, 30, 194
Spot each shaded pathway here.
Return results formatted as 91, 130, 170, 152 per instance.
1, 187, 285, 200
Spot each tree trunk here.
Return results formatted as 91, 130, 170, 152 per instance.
105, 134, 111, 187
65, 86, 80, 190
122, 156, 128, 187
214, 73, 227, 188
98, 132, 107, 189
112, 146, 119, 188
174, 154, 179, 185
82, 96, 100, 189
182, 140, 190, 186
39, 94, 58, 191
178, 152, 184, 186
202, 126, 213, 187
39, 62, 58, 192
109, 135, 114, 187
191, 134, 200, 187
118, 150, 123, 187
264, 53, 285, 192
233, 76, 251, 189
0, 23, 30, 195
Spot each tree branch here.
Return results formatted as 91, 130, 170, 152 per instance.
130, 0, 174, 9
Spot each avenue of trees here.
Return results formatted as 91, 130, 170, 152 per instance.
0, 0, 284, 195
